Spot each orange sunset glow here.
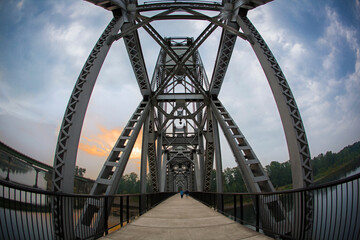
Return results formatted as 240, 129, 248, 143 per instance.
79, 125, 143, 160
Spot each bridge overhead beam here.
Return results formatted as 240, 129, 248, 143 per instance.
162, 136, 199, 147
150, 25, 213, 97
85, 0, 126, 11
156, 93, 204, 102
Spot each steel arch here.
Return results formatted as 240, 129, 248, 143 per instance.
53, 1, 312, 238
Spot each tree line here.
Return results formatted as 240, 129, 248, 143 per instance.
116, 141, 360, 193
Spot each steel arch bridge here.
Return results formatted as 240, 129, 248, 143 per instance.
52, 0, 313, 238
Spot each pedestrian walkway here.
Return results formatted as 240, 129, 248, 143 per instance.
100, 194, 273, 240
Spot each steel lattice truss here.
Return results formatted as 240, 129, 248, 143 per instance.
52, 0, 313, 239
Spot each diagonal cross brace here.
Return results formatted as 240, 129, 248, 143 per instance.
210, 21, 239, 96
75, 100, 150, 239
122, 23, 151, 96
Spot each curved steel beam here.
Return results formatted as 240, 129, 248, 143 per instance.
53, 16, 124, 194
236, 14, 313, 238
236, 15, 313, 189
52, 16, 124, 239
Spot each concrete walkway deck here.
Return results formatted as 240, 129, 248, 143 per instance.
101, 194, 273, 240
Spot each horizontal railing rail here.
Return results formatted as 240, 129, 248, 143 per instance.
0, 178, 175, 239
190, 172, 360, 240
1, 173, 359, 239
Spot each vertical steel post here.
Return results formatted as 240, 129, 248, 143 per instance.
140, 115, 149, 211
213, 114, 223, 210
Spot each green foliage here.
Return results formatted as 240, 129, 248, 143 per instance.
75, 166, 86, 177
117, 172, 140, 194
265, 161, 292, 188
215, 141, 360, 192
312, 141, 360, 178
210, 168, 247, 193
223, 167, 247, 192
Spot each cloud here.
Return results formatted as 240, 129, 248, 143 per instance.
1, 0, 359, 180
79, 125, 143, 160
315, 7, 360, 110
318, 7, 359, 72
223, 3, 360, 163
297, 6, 360, 154
17, 0, 24, 10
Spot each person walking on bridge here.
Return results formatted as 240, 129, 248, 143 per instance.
180, 190, 184, 198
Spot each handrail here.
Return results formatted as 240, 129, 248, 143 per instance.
0, 178, 168, 198
214, 172, 360, 195
190, 173, 360, 239
0, 178, 176, 239
1, 173, 359, 239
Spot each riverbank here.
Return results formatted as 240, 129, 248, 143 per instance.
276, 159, 360, 191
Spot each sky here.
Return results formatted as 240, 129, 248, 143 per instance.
0, 0, 359, 180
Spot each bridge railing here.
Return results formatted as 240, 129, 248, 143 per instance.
0, 178, 175, 239
190, 172, 360, 240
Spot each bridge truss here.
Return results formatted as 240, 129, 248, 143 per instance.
52, 0, 313, 239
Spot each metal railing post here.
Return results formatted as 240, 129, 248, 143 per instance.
240, 195, 243, 224
234, 195, 237, 221
104, 197, 108, 235
139, 195, 142, 216
120, 196, 123, 227
126, 196, 130, 223
221, 194, 224, 213
256, 194, 259, 232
